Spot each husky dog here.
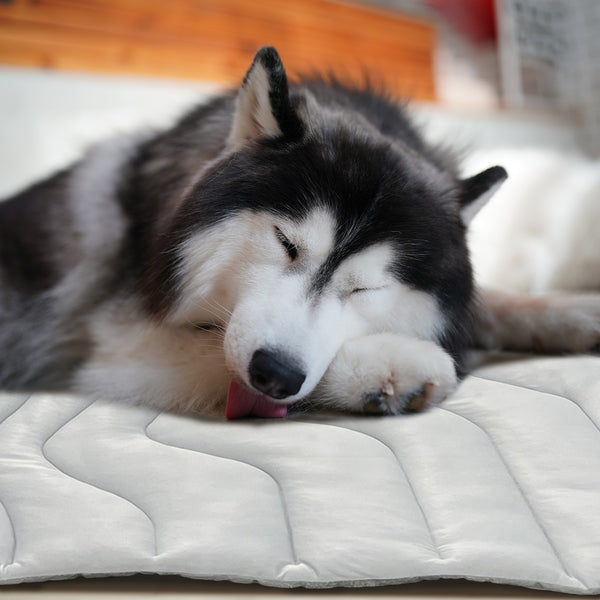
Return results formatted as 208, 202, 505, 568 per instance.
1, 47, 599, 418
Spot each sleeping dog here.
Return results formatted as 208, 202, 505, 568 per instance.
1, 47, 599, 417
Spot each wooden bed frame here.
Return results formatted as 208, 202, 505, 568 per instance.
0, 0, 436, 100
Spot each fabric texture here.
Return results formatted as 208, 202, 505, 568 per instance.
1, 354, 599, 594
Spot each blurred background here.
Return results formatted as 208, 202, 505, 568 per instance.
1, 0, 599, 181
1, 0, 599, 291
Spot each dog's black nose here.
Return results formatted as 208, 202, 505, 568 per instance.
249, 349, 306, 399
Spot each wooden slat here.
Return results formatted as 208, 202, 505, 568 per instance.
0, 0, 436, 100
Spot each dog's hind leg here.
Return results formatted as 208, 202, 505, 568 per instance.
473, 287, 600, 353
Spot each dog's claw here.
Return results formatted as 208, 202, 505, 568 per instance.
381, 381, 395, 397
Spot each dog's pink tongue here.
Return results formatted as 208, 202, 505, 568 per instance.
226, 380, 288, 420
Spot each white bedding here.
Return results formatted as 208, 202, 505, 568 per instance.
1, 354, 599, 593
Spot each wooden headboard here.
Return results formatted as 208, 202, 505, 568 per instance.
0, 0, 436, 100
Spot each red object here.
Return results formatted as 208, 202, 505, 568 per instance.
426, 0, 498, 44
226, 380, 288, 420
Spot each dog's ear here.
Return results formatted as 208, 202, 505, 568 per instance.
227, 46, 303, 149
458, 165, 507, 226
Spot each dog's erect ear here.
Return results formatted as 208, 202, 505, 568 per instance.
459, 165, 508, 226
227, 47, 303, 149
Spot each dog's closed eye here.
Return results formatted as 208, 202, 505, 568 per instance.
351, 286, 385, 294
274, 227, 298, 261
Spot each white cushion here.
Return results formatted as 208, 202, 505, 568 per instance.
1, 354, 599, 594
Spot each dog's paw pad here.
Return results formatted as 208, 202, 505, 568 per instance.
361, 381, 444, 415
362, 393, 390, 415
404, 381, 436, 412
361, 379, 396, 415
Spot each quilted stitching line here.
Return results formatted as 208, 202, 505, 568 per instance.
298, 421, 443, 559
0, 394, 32, 426
41, 402, 158, 556
0, 499, 16, 568
473, 374, 600, 434
143, 416, 316, 576
0, 395, 32, 571
439, 406, 580, 585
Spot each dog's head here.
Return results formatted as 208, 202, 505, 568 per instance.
167, 47, 506, 409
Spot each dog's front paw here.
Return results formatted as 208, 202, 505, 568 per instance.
315, 334, 457, 415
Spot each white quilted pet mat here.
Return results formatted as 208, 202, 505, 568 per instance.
1, 354, 599, 594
